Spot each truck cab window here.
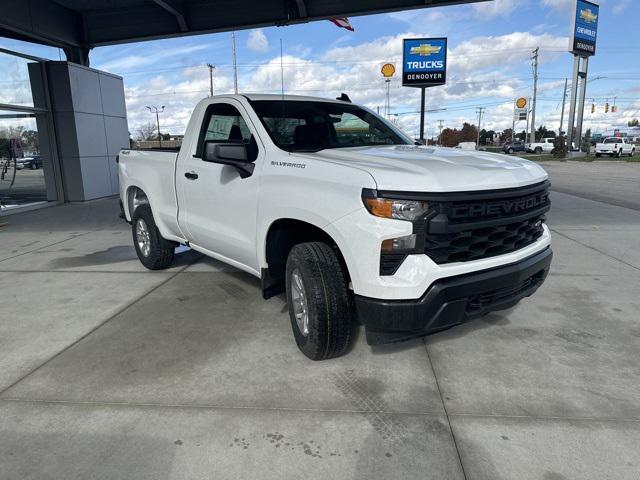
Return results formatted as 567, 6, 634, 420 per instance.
201, 102, 258, 161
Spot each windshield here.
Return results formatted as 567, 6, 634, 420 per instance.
604, 138, 620, 144
250, 100, 412, 152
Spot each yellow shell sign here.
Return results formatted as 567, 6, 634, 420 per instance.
516, 97, 527, 109
381, 63, 396, 78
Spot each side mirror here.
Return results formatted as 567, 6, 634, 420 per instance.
202, 140, 255, 178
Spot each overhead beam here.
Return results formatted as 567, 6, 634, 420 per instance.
152, 0, 189, 32
83, 0, 488, 47
0, 0, 82, 48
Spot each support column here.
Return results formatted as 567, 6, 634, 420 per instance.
575, 57, 589, 151
63, 46, 91, 67
566, 56, 581, 151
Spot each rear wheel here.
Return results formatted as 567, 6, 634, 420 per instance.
285, 242, 353, 360
596, 153, 601, 158
630, 149, 635, 158
131, 204, 175, 270
508, 148, 514, 154
617, 149, 623, 158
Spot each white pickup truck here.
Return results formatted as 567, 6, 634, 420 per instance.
119, 94, 552, 360
526, 137, 556, 154
595, 137, 635, 158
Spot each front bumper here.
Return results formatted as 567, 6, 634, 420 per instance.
355, 247, 552, 345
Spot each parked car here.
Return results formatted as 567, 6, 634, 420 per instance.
15, 155, 42, 170
595, 137, 635, 158
503, 141, 526, 154
525, 138, 556, 154
118, 94, 552, 360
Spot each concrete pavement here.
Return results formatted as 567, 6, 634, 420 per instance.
0, 186, 639, 479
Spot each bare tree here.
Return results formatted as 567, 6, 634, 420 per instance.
137, 122, 158, 141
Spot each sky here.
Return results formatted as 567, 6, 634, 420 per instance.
0, 0, 638, 140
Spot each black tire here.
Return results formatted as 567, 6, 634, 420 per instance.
535, 147, 543, 154
617, 149, 623, 158
508, 148, 514, 154
30, 162, 36, 170
285, 242, 353, 360
131, 204, 175, 270
595, 153, 601, 158
630, 149, 635, 158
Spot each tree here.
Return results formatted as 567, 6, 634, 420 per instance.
501, 129, 514, 143
440, 128, 461, 147
552, 135, 567, 159
536, 125, 555, 141
137, 122, 158, 141
460, 123, 478, 143
629, 119, 639, 127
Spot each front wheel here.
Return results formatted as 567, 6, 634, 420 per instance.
535, 147, 543, 154
131, 204, 175, 270
285, 242, 354, 360
596, 153, 601, 158
508, 148, 514, 154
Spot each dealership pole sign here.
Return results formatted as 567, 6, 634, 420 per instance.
566, 0, 598, 154
569, 0, 599, 57
402, 38, 447, 87
402, 38, 447, 143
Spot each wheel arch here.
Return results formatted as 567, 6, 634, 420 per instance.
125, 185, 150, 221
261, 218, 351, 299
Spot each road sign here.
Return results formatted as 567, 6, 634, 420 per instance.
402, 38, 447, 87
381, 63, 396, 78
570, 0, 599, 57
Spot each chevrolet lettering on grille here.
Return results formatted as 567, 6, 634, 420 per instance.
450, 192, 549, 219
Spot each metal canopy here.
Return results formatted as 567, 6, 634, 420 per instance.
0, 0, 487, 62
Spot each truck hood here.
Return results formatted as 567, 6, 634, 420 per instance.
294, 145, 548, 192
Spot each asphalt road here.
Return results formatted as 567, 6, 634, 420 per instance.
542, 160, 640, 211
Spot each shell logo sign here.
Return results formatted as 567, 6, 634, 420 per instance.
381, 63, 396, 78
516, 98, 527, 109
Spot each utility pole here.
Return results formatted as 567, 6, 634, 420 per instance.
476, 107, 485, 148
231, 32, 238, 94
559, 77, 568, 136
146, 105, 165, 148
207, 63, 215, 96
437, 120, 444, 146
530, 47, 539, 142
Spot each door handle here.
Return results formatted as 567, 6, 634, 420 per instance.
184, 171, 199, 180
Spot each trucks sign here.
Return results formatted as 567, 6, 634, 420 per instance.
569, 0, 599, 57
402, 38, 447, 87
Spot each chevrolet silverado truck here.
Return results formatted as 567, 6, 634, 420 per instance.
119, 94, 552, 360
525, 137, 556, 154
595, 137, 635, 158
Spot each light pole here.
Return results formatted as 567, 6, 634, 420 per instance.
146, 105, 165, 148
207, 64, 215, 96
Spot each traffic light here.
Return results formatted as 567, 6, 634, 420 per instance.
605, 103, 609, 113
591, 104, 596, 114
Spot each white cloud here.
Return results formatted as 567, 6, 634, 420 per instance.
472, 0, 528, 19
247, 29, 269, 53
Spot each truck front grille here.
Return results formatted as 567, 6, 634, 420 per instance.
423, 181, 550, 265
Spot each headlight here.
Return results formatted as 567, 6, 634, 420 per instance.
362, 190, 430, 221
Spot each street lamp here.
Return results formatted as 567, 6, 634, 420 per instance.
146, 105, 165, 148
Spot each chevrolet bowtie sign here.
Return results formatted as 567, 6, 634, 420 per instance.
402, 38, 447, 87
570, 0, 599, 57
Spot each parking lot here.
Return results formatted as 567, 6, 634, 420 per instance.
1, 162, 639, 479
